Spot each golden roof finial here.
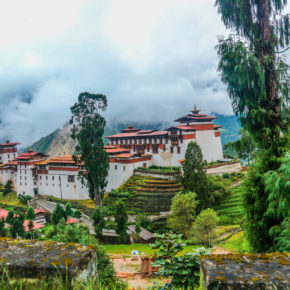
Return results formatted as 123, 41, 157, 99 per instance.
28, 147, 34, 153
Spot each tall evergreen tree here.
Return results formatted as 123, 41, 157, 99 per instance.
70, 92, 109, 207
215, 0, 289, 252
182, 142, 209, 212
114, 201, 128, 243
52, 203, 65, 225
92, 207, 105, 240
27, 207, 36, 221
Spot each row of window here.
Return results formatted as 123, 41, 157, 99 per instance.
112, 137, 168, 145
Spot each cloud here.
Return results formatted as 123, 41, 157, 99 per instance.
2, 0, 286, 147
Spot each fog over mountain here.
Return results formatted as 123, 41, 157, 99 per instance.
0, 0, 289, 148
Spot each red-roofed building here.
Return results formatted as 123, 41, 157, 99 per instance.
66, 217, 79, 224
0, 209, 8, 220
23, 220, 44, 232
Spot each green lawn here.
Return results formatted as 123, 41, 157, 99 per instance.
103, 243, 203, 256
0, 192, 27, 208
217, 231, 251, 253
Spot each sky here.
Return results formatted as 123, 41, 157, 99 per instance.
0, 0, 288, 147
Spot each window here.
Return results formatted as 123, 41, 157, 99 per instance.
163, 145, 166, 151
52, 176, 54, 180
143, 163, 147, 168
177, 147, 181, 154
68, 175, 75, 182
152, 144, 158, 154
123, 166, 125, 171
46, 176, 48, 180
115, 165, 117, 170
59, 176, 61, 181
170, 147, 174, 153
40, 176, 42, 180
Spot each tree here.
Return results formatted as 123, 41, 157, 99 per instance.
215, 0, 289, 252
167, 191, 197, 238
4, 180, 12, 196
64, 202, 73, 220
182, 142, 209, 212
74, 209, 82, 219
70, 92, 109, 207
264, 153, 290, 251
92, 207, 105, 240
189, 208, 219, 247
6, 210, 25, 238
27, 207, 36, 221
223, 129, 256, 165
52, 203, 66, 225
0, 218, 7, 237
114, 201, 128, 243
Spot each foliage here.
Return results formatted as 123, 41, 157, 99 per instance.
95, 245, 127, 289
223, 129, 256, 165
275, 217, 290, 252
92, 207, 105, 240
114, 200, 128, 243
26, 207, 35, 220
74, 209, 82, 218
189, 208, 219, 247
52, 203, 66, 225
52, 218, 95, 244
182, 142, 209, 212
17, 193, 32, 205
70, 92, 109, 206
264, 154, 290, 251
135, 214, 152, 231
3, 181, 12, 196
64, 202, 73, 219
215, 0, 289, 252
167, 192, 197, 238
6, 210, 25, 238
0, 218, 7, 237
151, 232, 209, 289
137, 165, 181, 172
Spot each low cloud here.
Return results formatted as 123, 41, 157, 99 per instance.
0, 0, 267, 147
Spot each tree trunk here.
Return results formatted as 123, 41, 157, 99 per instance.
258, 0, 281, 139
94, 188, 102, 209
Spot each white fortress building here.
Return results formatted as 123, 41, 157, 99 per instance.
0, 107, 224, 200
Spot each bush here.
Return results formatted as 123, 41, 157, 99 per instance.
222, 173, 231, 179
18, 194, 32, 205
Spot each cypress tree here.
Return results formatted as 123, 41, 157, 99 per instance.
92, 207, 105, 240
70, 92, 109, 207
52, 203, 65, 225
27, 207, 36, 221
114, 201, 128, 243
215, 0, 289, 252
182, 142, 209, 212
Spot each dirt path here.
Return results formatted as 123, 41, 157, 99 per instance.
211, 246, 233, 254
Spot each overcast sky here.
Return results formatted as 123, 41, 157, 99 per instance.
0, 0, 288, 147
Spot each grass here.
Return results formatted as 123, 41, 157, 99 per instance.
214, 185, 244, 225
218, 231, 251, 253
103, 243, 203, 256
0, 192, 27, 208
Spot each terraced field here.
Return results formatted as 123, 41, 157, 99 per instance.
103, 175, 182, 214
214, 186, 244, 224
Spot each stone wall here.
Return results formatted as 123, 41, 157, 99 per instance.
0, 237, 97, 284
201, 253, 290, 289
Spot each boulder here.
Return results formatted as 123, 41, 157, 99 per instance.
201, 253, 290, 289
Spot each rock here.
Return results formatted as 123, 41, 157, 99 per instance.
0, 237, 97, 284
201, 253, 290, 289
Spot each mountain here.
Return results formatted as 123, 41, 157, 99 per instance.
212, 113, 241, 145
29, 115, 240, 155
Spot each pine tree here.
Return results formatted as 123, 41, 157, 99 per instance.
65, 202, 73, 220
92, 207, 105, 240
182, 142, 209, 212
215, 0, 289, 252
114, 201, 128, 243
7, 210, 25, 238
27, 207, 36, 221
52, 203, 65, 225
70, 92, 109, 207
4, 180, 12, 196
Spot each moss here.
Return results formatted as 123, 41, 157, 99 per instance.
251, 277, 260, 283
216, 276, 227, 281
